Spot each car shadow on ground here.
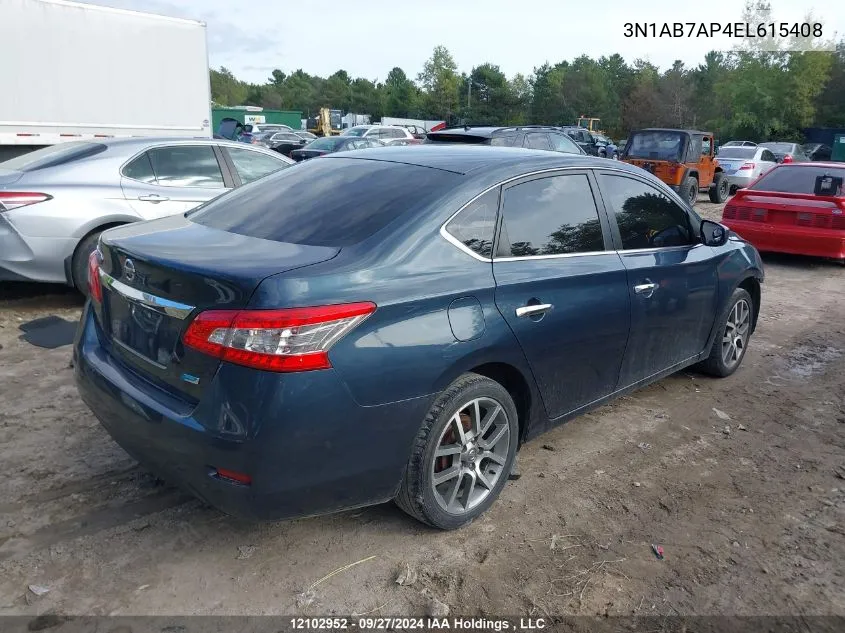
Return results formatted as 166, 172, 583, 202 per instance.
0, 282, 84, 309
760, 252, 845, 270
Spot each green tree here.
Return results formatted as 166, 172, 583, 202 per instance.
209, 67, 248, 106
418, 46, 460, 119
383, 67, 417, 117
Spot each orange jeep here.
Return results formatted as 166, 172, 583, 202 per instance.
620, 128, 729, 205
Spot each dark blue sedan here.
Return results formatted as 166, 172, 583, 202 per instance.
74, 146, 764, 530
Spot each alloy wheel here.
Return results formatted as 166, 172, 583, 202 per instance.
722, 298, 751, 368
430, 397, 511, 515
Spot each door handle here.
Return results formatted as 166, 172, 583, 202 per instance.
138, 194, 169, 203
516, 303, 553, 318
634, 282, 658, 297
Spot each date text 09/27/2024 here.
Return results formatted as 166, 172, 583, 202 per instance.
290, 617, 547, 631
623, 22, 823, 38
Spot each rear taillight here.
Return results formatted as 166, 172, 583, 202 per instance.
182, 302, 376, 372
738, 162, 755, 171
0, 192, 52, 211
87, 249, 103, 303
782, 154, 793, 163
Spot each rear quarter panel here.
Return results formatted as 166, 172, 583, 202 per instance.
251, 224, 536, 409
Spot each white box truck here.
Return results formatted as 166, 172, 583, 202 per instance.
0, 0, 211, 161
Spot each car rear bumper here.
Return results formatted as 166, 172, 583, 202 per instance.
725, 173, 755, 188
724, 220, 845, 260
0, 214, 76, 283
73, 303, 432, 521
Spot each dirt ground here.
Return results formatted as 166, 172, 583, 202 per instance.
0, 197, 843, 619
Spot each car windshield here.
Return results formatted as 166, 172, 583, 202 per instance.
717, 148, 757, 159
189, 157, 460, 247
761, 143, 795, 153
625, 131, 685, 161
305, 138, 344, 151
344, 127, 368, 137
749, 165, 845, 194
0, 141, 107, 171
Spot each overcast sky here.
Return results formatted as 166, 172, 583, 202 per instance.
90, 0, 840, 83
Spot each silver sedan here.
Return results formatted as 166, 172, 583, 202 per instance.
0, 138, 293, 291
716, 145, 779, 191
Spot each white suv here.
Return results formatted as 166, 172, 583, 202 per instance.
342, 125, 418, 145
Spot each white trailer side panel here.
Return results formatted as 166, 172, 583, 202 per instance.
0, 0, 211, 145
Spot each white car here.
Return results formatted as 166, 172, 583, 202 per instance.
341, 125, 418, 145
717, 145, 778, 191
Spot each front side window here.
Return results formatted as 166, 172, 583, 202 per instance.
226, 147, 288, 184
444, 189, 499, 258
598, 174, 696, 250
497, 174, 605, 257
147, 145, 225, 188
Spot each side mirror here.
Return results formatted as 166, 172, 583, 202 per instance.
700, 219, 728, 247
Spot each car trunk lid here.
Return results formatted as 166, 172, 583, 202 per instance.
724, 191, 845, 229
95, 214, 339, 402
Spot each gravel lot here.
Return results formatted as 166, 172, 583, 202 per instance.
1, 198, 843, 617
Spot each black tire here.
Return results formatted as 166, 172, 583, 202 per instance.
683, 176, 698, 206
71, 231, 102, 296
395, 373, 519, 530
709, 172, 730, 203
697, 288, 754, 377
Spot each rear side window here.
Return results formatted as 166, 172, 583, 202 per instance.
490, 135, 516, 147
226, 147, 288, 184
524, 133, 552, 151
0, 141, 107, 171
444, 189, 499, 258
148, 146, 225, 188
550, 133, 581, 154
190, 158, 461, 247
497, 174, 605, 257
750, 165, 845, 194
122, 152, 156, 183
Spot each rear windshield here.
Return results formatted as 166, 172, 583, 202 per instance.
750, 165, 845, 194
306, 137, 344, 150
717, 147, 756, 159
761, 143, 795, 154
426, 134, 488, 145
625, 131, 685, 161
189, 157, 461, 247
0, 141, 107, 171
344, 127, 368, 137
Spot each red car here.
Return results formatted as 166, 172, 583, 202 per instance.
722, 162, 845, 262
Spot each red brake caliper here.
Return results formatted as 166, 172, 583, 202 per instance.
435, 411, 472, 474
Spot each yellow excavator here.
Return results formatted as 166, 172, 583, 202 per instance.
308, 108, 333, 137
576, 116, 603, 135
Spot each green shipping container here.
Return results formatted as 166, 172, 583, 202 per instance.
212, 108, 303, 133
832, 134, 845, 162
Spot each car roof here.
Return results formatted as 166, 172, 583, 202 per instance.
83, 136, 291, 161
320, 144, 642, 176
638, 128, 713, 135
773, 161, 844, 169
428, 125, 564, 139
